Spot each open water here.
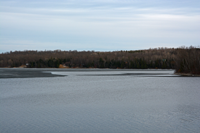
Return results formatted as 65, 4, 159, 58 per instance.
0, 69, 200, 133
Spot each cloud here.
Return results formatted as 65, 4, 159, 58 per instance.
0, 39, 76, 51
1, 10, 199, 38
0, 0, 200, 51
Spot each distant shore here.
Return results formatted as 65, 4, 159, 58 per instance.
2, 67, 200, 77
0, 68, 176, 78
174, 73, 200, 77
1, 47, 199, 75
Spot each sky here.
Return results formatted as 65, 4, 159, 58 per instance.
0, 0, 200, 52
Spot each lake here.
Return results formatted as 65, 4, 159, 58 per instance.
0, 68, 200, 133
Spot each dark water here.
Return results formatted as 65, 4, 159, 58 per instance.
0, 68, 200, 133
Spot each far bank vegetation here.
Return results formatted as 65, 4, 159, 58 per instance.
0, 46, 200, 75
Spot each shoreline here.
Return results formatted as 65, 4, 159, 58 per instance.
0, 68, 175, 78
174, 73, 200, 77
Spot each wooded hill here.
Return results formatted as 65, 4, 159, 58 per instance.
0, 46, 200, 74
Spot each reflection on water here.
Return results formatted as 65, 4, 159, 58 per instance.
0, 69, 200, 133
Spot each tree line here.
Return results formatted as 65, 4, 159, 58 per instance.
174, 46, 200, 74
0, 47, 199, 74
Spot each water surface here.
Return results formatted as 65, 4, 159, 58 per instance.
0, 69, 200, 133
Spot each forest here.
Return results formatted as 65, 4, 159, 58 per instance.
0, 46, 200, 75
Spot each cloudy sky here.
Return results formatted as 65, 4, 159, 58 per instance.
0, 0, 200, 52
